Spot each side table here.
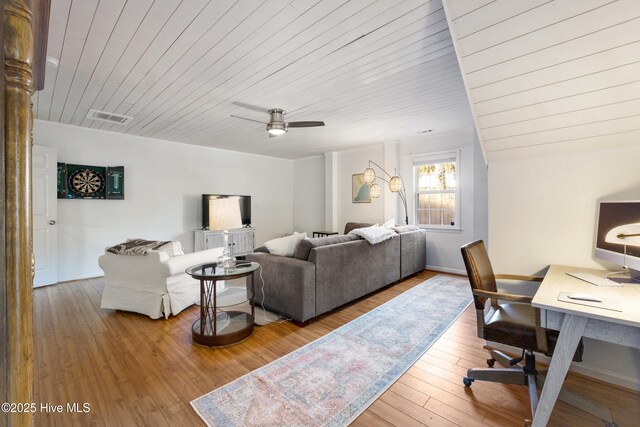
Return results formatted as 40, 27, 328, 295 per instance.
313, 231, 338, 238
185, 262, 260, 346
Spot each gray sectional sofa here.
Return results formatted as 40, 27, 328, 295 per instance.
246, 223, 426, 322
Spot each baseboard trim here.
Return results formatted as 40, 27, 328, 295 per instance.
425, 265, 466, 276
54, 273, 104, 284
489, 342, 640, 392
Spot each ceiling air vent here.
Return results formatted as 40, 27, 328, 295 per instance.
86, 109, 133, 125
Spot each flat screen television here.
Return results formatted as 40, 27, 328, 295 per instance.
202, 194, 251, 229
594, 200, 640, 281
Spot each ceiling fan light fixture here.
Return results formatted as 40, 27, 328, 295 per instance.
232, 106, 324, 136
266, 123, 286, 135
267, 108, 286, 135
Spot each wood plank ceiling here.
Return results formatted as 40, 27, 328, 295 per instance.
443, 0, 640, 162
35, 0, 474, 159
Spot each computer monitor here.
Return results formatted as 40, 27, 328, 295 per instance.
594, 201, 640, 281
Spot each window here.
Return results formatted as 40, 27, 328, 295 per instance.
414, 150, 460, 230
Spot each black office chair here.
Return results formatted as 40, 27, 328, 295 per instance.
460, 240, 616, 426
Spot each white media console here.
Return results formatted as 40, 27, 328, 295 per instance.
194, 228, 255, 256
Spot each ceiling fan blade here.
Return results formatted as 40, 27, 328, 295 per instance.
286, 121, 325, 128
231, 101, 269, 113
230, 114, 268, 125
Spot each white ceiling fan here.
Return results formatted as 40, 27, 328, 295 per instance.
231, 107, 325, 137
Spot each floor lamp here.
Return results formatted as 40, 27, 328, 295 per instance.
362, 160, 409, 225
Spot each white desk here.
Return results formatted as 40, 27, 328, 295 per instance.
531, 265, 640, 427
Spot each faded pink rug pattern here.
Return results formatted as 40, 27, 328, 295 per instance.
191, 275, 471, 426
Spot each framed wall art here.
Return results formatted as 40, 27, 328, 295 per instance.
352, 173, 371, 203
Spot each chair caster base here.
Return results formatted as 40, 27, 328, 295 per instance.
463, 377, 474, 387
486, 358, 496, 367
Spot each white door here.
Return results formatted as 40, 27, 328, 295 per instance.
33, 145, 57, 287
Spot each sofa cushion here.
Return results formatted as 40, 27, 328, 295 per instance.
344, 222, 375, 234
348, 225, 397, 244
264, 232, 307, 257
253, 246, 270, 254
293, 234, 360, 260
392, 225, 420, 233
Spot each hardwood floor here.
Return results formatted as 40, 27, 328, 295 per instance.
34, 271, 639, 426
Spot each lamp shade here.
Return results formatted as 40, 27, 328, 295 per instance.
370, 183, 381, 198
363, 167, 376, 184
605, 223, 640, 247
388, 176, 402, 192
209, 197, 242, 231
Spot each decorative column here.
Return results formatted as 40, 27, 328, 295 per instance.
324, 151, 338, 232
4, 0, 35, 425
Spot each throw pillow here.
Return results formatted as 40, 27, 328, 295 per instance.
108, 239, 173, 256
348, 225, 396, 245
382, 218, 395, 228
264, 232, 308, 257
343, 222, 375, 234
392, 225, 420, 233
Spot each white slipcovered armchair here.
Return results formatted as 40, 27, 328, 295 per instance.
98, 242, 223, 319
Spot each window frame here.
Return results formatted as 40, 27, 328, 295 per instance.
413, 149, 461, 231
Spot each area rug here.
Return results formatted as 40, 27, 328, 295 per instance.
191, 274, 472, 427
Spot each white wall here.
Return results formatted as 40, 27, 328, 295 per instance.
489, 143, 640, 389
336, 146, 386, 232
35, 120, 293, 282
325, 130, 488, 273
293, 156, 325, 235
399, 128, 488, 273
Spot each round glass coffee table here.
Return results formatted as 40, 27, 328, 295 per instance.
185, 262, 260, 346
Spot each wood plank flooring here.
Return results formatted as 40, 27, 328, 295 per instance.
33, 271, 640, 426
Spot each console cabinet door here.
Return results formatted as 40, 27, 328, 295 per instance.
230, 230, 254, 256
195, 229, 255, 255
205, 232, 224, 249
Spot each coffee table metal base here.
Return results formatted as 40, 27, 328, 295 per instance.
192, 311, 254, 346
186, 262, 259, 347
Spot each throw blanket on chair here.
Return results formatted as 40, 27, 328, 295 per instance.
107, 239, 172, 256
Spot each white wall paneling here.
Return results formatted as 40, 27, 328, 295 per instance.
39, 0, 474, 159
72, 0, 205, 127
443, 0, 640, 161
56, 0, 130, 124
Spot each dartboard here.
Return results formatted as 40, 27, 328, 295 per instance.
68, 168, 105, 197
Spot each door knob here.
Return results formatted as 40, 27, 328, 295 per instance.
49, 220, 56, 225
